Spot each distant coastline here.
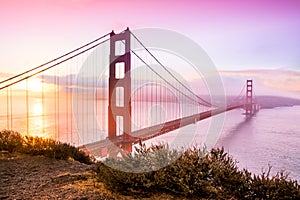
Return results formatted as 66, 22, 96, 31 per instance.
254, 96, 300, 109
220, 95, 300, 109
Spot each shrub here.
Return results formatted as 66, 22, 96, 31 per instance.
95, 143, 180, 196
21, 136, 92, 164
22, 136, 54, 156
0, 130, 91, 164
250, 167, 300, 199
69, 144, 93, 164
153, 147, 251, 198
95, 144, 300, 199
0, 130, 23, 153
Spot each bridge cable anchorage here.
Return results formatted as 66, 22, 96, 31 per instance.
129, 31, 213, 107
0, 38, 110, 91
0, 33, 110, 86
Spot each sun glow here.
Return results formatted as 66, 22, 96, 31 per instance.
28, 78, 43, 92
18, 78, 47, 93
33, 103, 43, 116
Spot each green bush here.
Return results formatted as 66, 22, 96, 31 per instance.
95, 144, 300, 199
0, 130, 91, 164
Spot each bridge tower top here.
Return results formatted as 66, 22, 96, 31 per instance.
245, 79, 253, 115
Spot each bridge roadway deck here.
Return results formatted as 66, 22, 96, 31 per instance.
80, 104, 245, 155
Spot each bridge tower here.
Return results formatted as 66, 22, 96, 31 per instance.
108, 28, 132, 152
245, 79, 253, 115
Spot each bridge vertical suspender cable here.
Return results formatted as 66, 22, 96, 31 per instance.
57, 66, 60, 140
10, 87, 12, 130
6, 88, 9, 129
66, 63, 69, 142
228, 82, 246, 106
70, 59, 73, 144
26, 79, 29, 135
129, 31, 213, 108
54, 67, 57, 140
42, 74, 45, 135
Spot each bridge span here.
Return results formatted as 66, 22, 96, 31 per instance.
0, 28, 259, 157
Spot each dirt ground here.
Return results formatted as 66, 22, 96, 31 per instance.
0, 152, 180, 200
0, 151, 114, 200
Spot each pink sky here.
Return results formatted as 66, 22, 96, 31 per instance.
219, 70, 300, 98
0, 0, 300, 97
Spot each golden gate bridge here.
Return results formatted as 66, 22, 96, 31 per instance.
0, 28, 259, 157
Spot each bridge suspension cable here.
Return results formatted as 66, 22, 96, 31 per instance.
0, 37, 110, 91
129, 46, 205, 107
0, 33, 109, 90
130, 31, 212, 107
228, 82, 246, 106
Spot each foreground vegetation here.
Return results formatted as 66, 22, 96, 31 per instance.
96, 143, 300, 199
0, 130, 91, 164
1, 130, 299, 199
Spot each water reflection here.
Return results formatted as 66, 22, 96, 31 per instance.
30, 100, 46, 138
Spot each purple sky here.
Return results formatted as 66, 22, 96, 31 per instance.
0, 0, 300, 97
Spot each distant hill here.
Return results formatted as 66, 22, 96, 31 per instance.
255, 96, 300, 109
207, 95, 300, 109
